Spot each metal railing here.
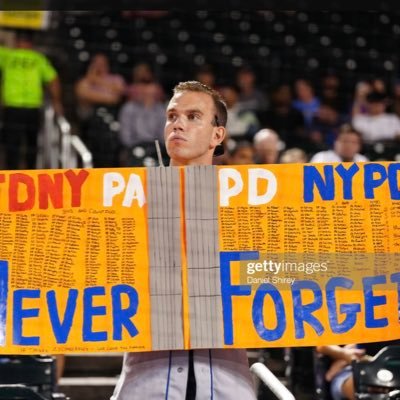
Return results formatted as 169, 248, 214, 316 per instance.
40, 105, 93, 169
250, 362, 296, 400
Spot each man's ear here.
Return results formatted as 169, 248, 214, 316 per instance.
212, 126, 226, 147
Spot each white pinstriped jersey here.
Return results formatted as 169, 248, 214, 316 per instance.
111, 349, 257, 400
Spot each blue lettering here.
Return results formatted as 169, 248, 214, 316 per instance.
303, 165, 335, 203
220, 251, 258, 345
326, 277, 360, 333
364, 164, 388, 199
111, 284, 139, 340
390, 272, 400, 313
0, 260, 9, 346
335, 163, 360, 200
83, 286, 107, 342
252, 283, 286, 341
363, 275, 388, 328
292, 280, 324, 338
47, 289, 78, 344
13, 289, 40, 345
388, 163, 400, 200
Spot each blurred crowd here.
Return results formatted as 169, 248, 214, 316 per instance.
1, 29, 400, 170
1, 27, 400, 400
65, 53, 400, 169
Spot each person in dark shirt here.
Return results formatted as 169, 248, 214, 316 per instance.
260, 84, 305, 148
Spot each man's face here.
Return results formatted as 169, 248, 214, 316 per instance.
164, 91, 224, 166
334, 132, 361, 161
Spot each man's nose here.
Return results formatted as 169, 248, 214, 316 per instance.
172, 115, 185, 130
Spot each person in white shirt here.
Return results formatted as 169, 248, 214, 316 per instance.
310, 124, 368, 163
352, 91, 400, 144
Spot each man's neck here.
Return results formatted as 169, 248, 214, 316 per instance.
170, 157, 212, 167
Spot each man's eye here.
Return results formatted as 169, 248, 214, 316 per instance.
167, 114, 176, 121
188, 113, 199, 120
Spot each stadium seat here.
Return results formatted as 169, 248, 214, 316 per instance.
352, 346, 400, 400
0, 356, 68, 400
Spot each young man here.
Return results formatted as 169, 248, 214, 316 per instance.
111, 81, 256, 399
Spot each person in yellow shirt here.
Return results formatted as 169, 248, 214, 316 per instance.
0, 29, 63, 169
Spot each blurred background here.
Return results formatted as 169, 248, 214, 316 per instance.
1, 10, 400, 400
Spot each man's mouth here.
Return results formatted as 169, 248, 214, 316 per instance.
169, 134, 187, 142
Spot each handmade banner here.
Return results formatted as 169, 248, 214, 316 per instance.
0, 162, 399, 354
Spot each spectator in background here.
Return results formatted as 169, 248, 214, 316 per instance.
279, 147, 308, 163
0, 29, 63, 169
260, 83, 305, 148
310, 124, 368, 163
351, 80, 372, 116
309, 103, 348, 149
292, 78, 321, 128
392, 79, 400, 118
253, 128, 282, 164
75, 53, 125, 167
235, 66, 268, 114
351, 78, 388, 117
352, 91, 400, 144
316, 344, 367, 400
371, 77, 387, 94
220, 85, 260, 142
319, 72, 346, 113
118, 82, 166, 166
227, 141, 255, 165
126, 62, 164, 103
195, 64, 218, 90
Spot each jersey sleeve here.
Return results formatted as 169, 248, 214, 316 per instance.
39, 54, 57, 83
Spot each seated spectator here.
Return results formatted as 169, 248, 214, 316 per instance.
253, 128, 282, 164
317, 340, 400, 400
220, 85, 260, 142
118, 82, 165, 165
352, 91, 400, 144
126, 62, 164, 103
310, 124, 368, 163
195, 64, 218, 90
227, 141, 255, 165
393, 79, 400, 118
76, 53, 125, 110
309, 103, 348, 149
319, 72, 346, 113
371, 77, 388, 94
292, 78, 321, 128
316, 344, 367, 400
279, 147, 308, 163
351, 78, 387, 117
75, 53, 126, 167
235, 66, 268, 114
260, 83, 306, 148
351, 80, 372, 116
